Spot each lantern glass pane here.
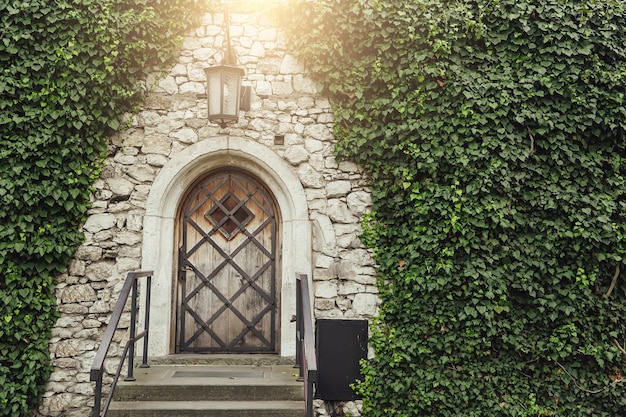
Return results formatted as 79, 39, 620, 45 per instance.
208, 72, 222, 115
222, 71, 241, 117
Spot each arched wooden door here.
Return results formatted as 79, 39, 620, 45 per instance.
175, 171, 279, 353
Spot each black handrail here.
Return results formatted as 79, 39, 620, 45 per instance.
296, 274, 317, 417
90, 270, 153, 417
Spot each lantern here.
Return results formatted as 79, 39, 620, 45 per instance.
205, 65, 245, 128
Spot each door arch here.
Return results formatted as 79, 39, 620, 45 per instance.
141, 136, 312, 357
176, 170, 280, 353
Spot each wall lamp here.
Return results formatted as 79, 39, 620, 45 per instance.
205, 1, 250, 128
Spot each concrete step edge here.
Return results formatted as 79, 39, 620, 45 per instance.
148, 354, 296, 366
113, 385, 304, 402
109, 400, 306, 411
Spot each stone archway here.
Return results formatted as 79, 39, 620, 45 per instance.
141, 137, 311, 357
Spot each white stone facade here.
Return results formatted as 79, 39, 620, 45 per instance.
40, 8, 377, 417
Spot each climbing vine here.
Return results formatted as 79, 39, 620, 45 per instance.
0, 1, 211, 415
281, 0, 626, 415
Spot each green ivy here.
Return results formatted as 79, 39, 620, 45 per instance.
0, 1, 211, 415
281, 0, 626, 415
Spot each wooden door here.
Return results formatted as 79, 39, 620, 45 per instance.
176, 171, 279, 353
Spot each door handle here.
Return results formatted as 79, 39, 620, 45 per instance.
178, 265, 193, 282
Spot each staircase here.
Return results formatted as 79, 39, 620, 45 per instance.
107, 355, 305, 417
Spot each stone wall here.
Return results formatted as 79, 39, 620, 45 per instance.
40, 7, 377, 417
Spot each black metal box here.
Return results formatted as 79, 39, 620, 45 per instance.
315, 319, 368, 401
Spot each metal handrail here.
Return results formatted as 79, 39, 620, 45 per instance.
90, 270, 153, 417
296, 274, 317, 417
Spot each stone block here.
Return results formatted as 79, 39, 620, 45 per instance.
193, 47, 215, 61
81, 319, 102, 329
250, 41, 265, 57
313, 267, 337, 281
336, 260, 358, 280
94, 189, 113, 201
257, 57, 281, 75
312, 214, 337, 253
118, 246, 142, 258
336, 298, 352, 311
51, 329, 73, 341
317, 112, 334, 124
298, 163, 324, 188
89, 301, 111, 314
60, 285, 97, 304
115, 257, 141, 273
306, 188, 326, 200
284, 145, 308, 165
113, 152, 138, 165
255, 80, 272, 96
340, 249, 375, 266
339, 160, 359, 173
185, 117, 208, 128
74, 329, 99, 339
272, 81, 293, 95
294, 74, 317, 94
315, 299, 336, 311
43, 393, 73, 413
180, 82, 205, 94
315, 254, 334, 269
259, 28, 277, 41
54, 339, 81, 357
182, 36, 202, 50
171, 64, 187, 77
347, 191, 372, 214
352, 293, 379, 316
188, 65, 207, 83
354, 274, 377, 285
55, 316, 79, 328
315, 281, 338, 298
343, 401, 362, 417
93, 229, 115, 243
85, 262, 114, 282
138, 111, 162, 127
68, 260, 85, 276
142, 134, 172, 155
171, 127, 199, 144
108, 201, 132, 214
58, 304, 89, 314
338, 281, 365, 296
145, 94, 174, 111
71, 383, 94, 396
326, 180, 352, 198
316, 309, 343, 318
153, 75, 179, 95
327, 199, 356, 224
106, 177, 135, 197
280, 54, 304, 74
83, 214, 115, 233
125, 164, 156, 183
303, 124, 332, 141
124, 214, 143, 233
366, 285, 379, 294
113, 231, 142, 246
52, 358, 79, 369
146, 154, 168, 168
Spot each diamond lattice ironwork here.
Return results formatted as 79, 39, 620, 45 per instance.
205, 192, 254, 240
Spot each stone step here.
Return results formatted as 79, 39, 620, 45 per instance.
114, 364, 303, 402
148, 354, 297, 366
107, 400, 306, 417
114, 382, 304, 402
108, 362, 305, 417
